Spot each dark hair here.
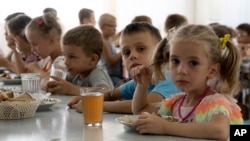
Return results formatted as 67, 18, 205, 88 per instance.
63, 25, 103, 59
131, 15, 152, 24
43, 7, 57, 13
5, 12, 25, 21
78, 8, 94, 24
164, 13, 187, 33
211, 24, 236, 39
7, 14, 32, 42
236, 23, 250, 35
122, 22, 162, 42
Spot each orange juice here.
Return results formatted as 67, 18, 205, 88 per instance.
82, 93, 104, 126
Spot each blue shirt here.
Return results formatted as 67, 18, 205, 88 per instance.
119, 72, 181, 99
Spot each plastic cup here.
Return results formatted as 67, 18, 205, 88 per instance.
21, 73, 41, 94
49, 64, 67, 81
80, 87, 104, 127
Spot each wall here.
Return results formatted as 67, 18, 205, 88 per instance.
0, 0, 250, 55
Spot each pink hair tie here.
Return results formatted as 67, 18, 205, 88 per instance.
35, 19, 43, 26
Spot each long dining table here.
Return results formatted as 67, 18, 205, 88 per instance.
0, 83, 216, 141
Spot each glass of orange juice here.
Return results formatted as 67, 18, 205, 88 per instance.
80, 87, 104, 127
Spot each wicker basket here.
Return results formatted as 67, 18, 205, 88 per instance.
0, 100, 40, 119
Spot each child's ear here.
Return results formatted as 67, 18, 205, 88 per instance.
208, 63, 220, 79
89, 54, 99, 65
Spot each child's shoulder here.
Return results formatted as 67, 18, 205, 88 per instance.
196, 93, 243, 124
202, 93, 237, 105
162, 93, 184, 106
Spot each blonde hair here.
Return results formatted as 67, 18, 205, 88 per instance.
152, 38, 169, 81
98, 13, 116, 26
154, 24, 241, 95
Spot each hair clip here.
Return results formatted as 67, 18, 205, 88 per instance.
35, 19, 43, 26
219, 34, 230, 49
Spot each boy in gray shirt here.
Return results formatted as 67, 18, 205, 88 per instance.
46, 25, 113, 95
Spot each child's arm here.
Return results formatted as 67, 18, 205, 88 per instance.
102, 41, 121, 66
12, 48, 27, 73
46, 76, 81, 95
131, 65, 158, 114
103, 93, 161, 114
134, 113, 229, 141
0, 57, 16, 72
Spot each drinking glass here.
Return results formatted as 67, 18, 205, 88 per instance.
80, 87, 104, 127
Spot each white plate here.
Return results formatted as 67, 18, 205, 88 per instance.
2, 79, 22, 85
115, 115, 181, 131
115, 115, 139, 131
36, 98, 61, 111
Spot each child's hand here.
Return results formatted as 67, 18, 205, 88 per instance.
133, 113, 169, 135
46, 76, 76, 95
130, 65, 152, 85
67, 96, 81, 108
26, 62, 42, 72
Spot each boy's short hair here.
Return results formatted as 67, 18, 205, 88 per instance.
121, 22, 162, 43
131, 15, 152, 24
164, 13, 187, 32
98, 13, 116, 26
63, 25, 103, 59
78, 8, 93, 24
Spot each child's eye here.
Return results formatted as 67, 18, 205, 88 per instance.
190, 60, 198, 66
171, 58, 179, 64
122, 50, 130, 57
137, 47, 145, 52
69, 55, 76, 59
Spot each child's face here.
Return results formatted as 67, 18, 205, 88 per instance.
169, 41, 217, 93
101, 19, 116, 37
120, 32, 158, 72
62, 44, 94, 76
25, 29, 51, 58
4, 24, 15, 49
236, 29, 250, 44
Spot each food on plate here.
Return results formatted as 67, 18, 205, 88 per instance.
0, 73, 11, 79
40, 98, 59, 105
163, 116, 180, 122
118, 116, 134, 124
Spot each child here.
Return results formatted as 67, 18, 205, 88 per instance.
6, 14, 41, 69
0, 12, 25, 72
98, 13, 123, 86
236, 23, 250, 58
12, 13, 63, 87
131, 24, 243, 140
164, 13, 188, 39
78, 8, 96, 26
68, 22, 181, 114
46, 25, 114, 95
